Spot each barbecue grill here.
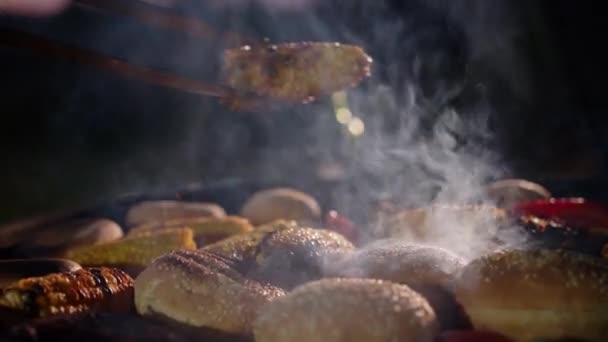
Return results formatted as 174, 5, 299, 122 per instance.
2, 1, 608, 341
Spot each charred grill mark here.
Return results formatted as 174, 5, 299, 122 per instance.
0, 268, 133, 318
223, 41, 372, 103
89, 268, 111, 296
24, 283, 45, 317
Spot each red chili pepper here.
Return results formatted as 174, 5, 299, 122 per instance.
325, 210, 359, 245
513, 198, 608, 229
439, 330, 514, 342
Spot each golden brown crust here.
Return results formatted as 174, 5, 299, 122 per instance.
134, 249, 284, 334
128, 216, 253, 247
0, 267, 133, 318
27, 218, 124, 248
250, 224, 356, 289
223, 42, 372, 104
253, 278, 438, 342
454, 249, 608, 341
64, 228, 197, 268
327, 240, 466, 289
0, 259, 82, 289
375, 204, 508, 240
202, 220, 295, 263
126, 200, 226, 227
240, 188, 322, 226
134, 221, 355, 333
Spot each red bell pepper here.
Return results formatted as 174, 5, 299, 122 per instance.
513, 198, 608, 229
325, 210, 359, 245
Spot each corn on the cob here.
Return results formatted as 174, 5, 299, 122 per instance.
0, 267, 133, 318
128, 216, 252, 238
223, 42, 372, 104
64, 228, 196, 268
202, 220, 295, 262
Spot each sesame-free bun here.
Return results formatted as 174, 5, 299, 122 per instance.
253, 278, 438, 342
204, 220, 355, 289
328, 240, 466, 289
454, 249, 608, 341
134, 249, 284, 334
240, 188, 321, 225
126, 200, 226, 227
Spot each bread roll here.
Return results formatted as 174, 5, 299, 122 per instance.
134, 249, 284, 335
328, 240, 466, 289
377, 205, 507, 239
240, 188, 321, 225
3, 218, 123, 258
253, 278, 438, 342
373, 205, 509, 259
0, 259, 81, 288
484, 179, 551, 208
126, 200, 226, 227
327, 241, 470, 330
25, 218, 123, 251
454, 249, 608, 341
203, 220, 354, 289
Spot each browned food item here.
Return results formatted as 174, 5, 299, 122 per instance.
128, 216, 253, 246
203, 220, 355, 289
0, 209, 82, 250
223, 42, 372, 104
253, 278, 438, 342
1, 217, 123, 259
13, 219, 125, 258
374, 204, 508, 240
371, 205, 510, 259
250, 224, 356, 289
125, 200, 226, 227
28, 219, 123, 248
64, 228, 196, 268
326, 241, 470, 331
328, 240, 466, 289
454, 249, 608, 341
134, 249, 285, 335
0, 267, 133, 318
240, 188, 321, 226
201, 220, 296, 263
0, 259, 81, 289
484, 179, 551, 208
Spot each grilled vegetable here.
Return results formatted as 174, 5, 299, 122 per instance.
128, 216, 252, 246
0, 267, 133, 318
0, 259, 81, 289
64, 228, 196, 268
513, 198, 608, 231
325, 210, 358, 245
223, 42, 372, 103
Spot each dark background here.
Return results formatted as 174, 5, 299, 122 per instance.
0, 0, 607, 223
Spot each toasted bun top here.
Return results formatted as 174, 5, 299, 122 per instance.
456, 249, 608, 309
240, 188, 321, 225
254, 278, 438, 342
134, 249, 285, 334
327, 240, 465, 289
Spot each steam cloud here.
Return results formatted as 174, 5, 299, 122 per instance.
314, 0, 533, 260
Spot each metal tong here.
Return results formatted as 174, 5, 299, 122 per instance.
0, 0, 269, 111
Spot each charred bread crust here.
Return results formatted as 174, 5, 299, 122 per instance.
134, 249, 285, 335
